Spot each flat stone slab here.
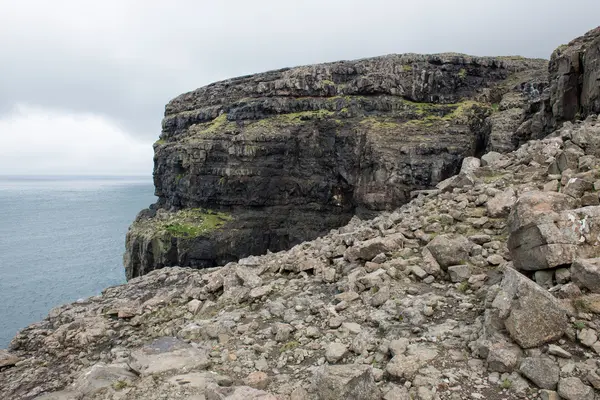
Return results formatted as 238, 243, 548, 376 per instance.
130, 337, 211, 376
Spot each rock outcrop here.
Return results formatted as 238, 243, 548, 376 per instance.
125, 53, 549, 278
550, 27, 600, 124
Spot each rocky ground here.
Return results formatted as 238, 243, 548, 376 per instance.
3, 116, 600, 399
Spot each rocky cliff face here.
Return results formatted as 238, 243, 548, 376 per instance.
550, 26, 600, 123
125, 53, 548, 279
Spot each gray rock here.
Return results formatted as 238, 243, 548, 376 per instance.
129, 337, 211, 376
572, 258, 600, 292
547, 344, 572, 358
460, 157, 481, 175
236, 267, 263, 288
555, 268, 571, 284
314, 364, 381, 400
486, 342, 521, 373
507, 191, 578, 271
410, 265, 428, 280
425, 234, 471, 270
557, 377, 595, 400
539, 390, 560, 400
383, 385, 410, 400
72, 363, 137, 396
0, 350, 20, 368
481, 152, 509, 168
519, 356, 559, 390
586, 370, 600, 390
388, 339, 409, 357
436, 173, 475, 193
371, 286, 390, 307
577, 328, 598, 347
325, 343, 347, 363
386, 355, 423, 380
534, 270, 554, 289
487, 188, 517, 218
344, 233, 405, 262
447, 265, 471, 282
563, 177, 594, 198
492, 267, 568, 348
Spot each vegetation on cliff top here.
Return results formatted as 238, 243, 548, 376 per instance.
184, 98, 493, 139
133, 208, 233, 239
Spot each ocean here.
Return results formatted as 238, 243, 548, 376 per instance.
0, 176, 156, 349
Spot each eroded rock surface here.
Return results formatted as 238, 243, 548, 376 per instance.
125, 53, 549, 278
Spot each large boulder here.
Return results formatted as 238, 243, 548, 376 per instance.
344, 233, 405, 262
571, 258, 600, 292
314, 364, 381, 400
491, 266, 568, 348
557, 377, 595, 400
507, 191, 578, 270
487, 188, 517, 218
424, 234, 471, 270
519, 357, 560, 390
129, 337, 211, 376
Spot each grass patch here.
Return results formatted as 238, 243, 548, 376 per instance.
280, 341, 300, 353
113, 380, 129, 390
154, 139, 166, 145
573, 321, 586, 330
458, 68, 467, 80
458, 281, 469, 293
403, 65, 413, 72
142, 208, 234, 239
500, 378, 512, 389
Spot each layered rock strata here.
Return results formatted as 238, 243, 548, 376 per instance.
125, 53, 549, 278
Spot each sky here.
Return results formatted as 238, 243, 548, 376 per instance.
1, 0, 599, 175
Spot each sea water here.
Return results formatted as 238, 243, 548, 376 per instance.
0, 176, 156, 348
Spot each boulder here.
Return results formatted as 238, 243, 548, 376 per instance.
563, 177, 594, 198
129, 337, 211, 376
491, 266, 568, 348
557, 377, 595, 400
0, 350, 20, 368
519, 357, 560, 390
424, 234, 471, 270
436, 173, 475, 193
72, 363, 137, 396
571, 258, 600, 292
325, 343, 347, 363
314, 364, 381, 400
460, 157, 481, 175
507, 191, 578, 271
486, 188, 517, 218
344, 233, 405, 262
481, 151, 509, 168
448, 265, 471, 282
486, 342, 521, 373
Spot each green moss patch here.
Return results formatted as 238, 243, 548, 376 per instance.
133, 208, 233, 239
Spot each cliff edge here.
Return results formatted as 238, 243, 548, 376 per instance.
125, 52, 549, 279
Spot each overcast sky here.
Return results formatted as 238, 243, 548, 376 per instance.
1, 0, 598, 175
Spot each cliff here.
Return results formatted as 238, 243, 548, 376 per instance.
2, 26, 600, 400
125, 53, 548, 279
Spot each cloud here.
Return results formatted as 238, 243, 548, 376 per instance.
0, 0, 599, 174
0, 104, 153, 175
